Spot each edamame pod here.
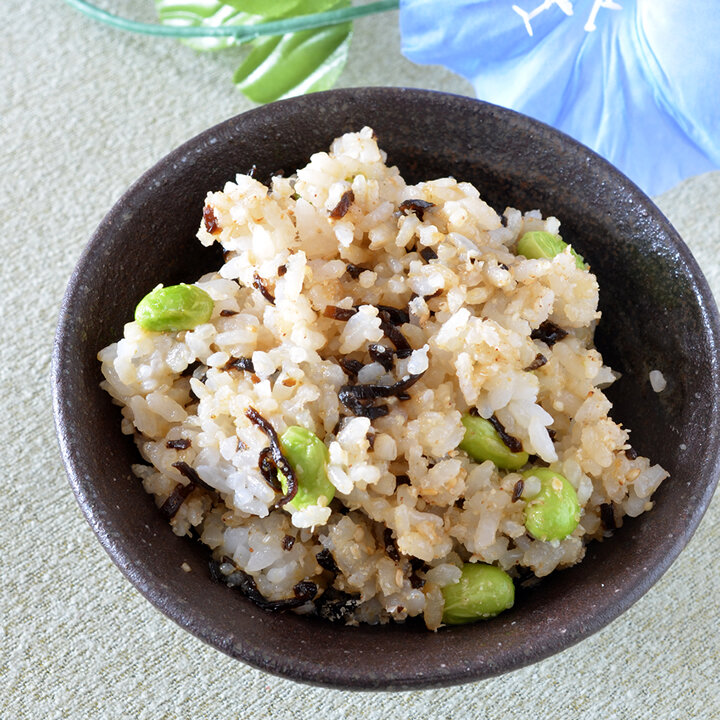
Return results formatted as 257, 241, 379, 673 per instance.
522, 467, 581, 541
441, 563, 515, 624
458, 414, 529, 470
517, 230, 586, 269
278, 426, 334, 511
135, 283, 214, 332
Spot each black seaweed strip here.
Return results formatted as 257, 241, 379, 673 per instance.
166, 438, 191, 450
159, 483, 193, 519
258, 446, 283, 492
600, 503, 616, 530
316, 587, 361, 623
368, 344, 394, 371
324, 306, 358, 321
329, 189, 355, 219
346, 263, 369, 279
376, 305, 410, 325
511, 478, 524, 503
399, 198, 435, 221
171, 461, 215, 492
379, 320, 412, 355
316, 549, 339, 573
339, 358, 364, 378
339, 372, 424, 401
229, 568, 317, 611
181, 360, 202, 378
203, 205, 220, 234
524, 353, 548, 371
338, 395, 389, 419
530, 320, 568, 347
488, 416, 523, 454
383, 528, 400, 562
245, 407, 297, 505
252, 272, 275, 304
224, 356, 256, 373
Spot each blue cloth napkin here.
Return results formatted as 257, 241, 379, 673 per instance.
400, 0, 720, 195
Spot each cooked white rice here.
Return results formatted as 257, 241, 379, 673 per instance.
98, 127, 668, 630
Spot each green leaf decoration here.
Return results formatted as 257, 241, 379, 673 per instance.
223, 0, 303, 19
155, 0, 354, 101
154, 0, 262, 51
233, 0, 352, 103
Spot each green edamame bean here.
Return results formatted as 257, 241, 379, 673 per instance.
517, 230, 586, 269
458, 414, 529, 470
522, 467, 580, 541
278, 426, 334, 511
441, 563, 515, 624
135, 283, 214, 332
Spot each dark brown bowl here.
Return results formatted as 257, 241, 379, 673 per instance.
52, 88, 720, 690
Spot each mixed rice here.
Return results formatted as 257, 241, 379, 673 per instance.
98, 127, 668, 629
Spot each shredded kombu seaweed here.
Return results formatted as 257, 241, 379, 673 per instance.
337, 396, 389, 420
224, 355, 256, 373
323, 303, 414, 359
379, 320, 412, 358
220, 309, 238, 317
329, 189, 355, 219
531, 320, 568, 347
258, 446, 283, 492
345, 263, 368, 279
600, 503, 616, 530
383, 527, 400, 562
281, 535, 295, 551
338, 372, 424, 419
315, 587, 361, 623
419, 246, 438, 262
166, 438, 191, 450
376, 306, 413, 358
203, 205, 221, 234
340, 373, 424, 401
159, 483, 194, 520
368, 343, 394, 371
488, 415, 523, 453
323, 305, 357, 321
172, 461, 215, 492
245, 407, 297, 505
375, 305, 410, 325
316, 549, 339, 574
511, 478, 524, 503
223, 565, 318, 612
408, 557, 428, 589
252, 272, 275, 304
524, 353, 548, 371
339, 357, 364, 379
159, 462, 214, 519
399, 198, 435, 221
181, 360, 203, 378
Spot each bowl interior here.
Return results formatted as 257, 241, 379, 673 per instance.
53, 88, 720, 689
